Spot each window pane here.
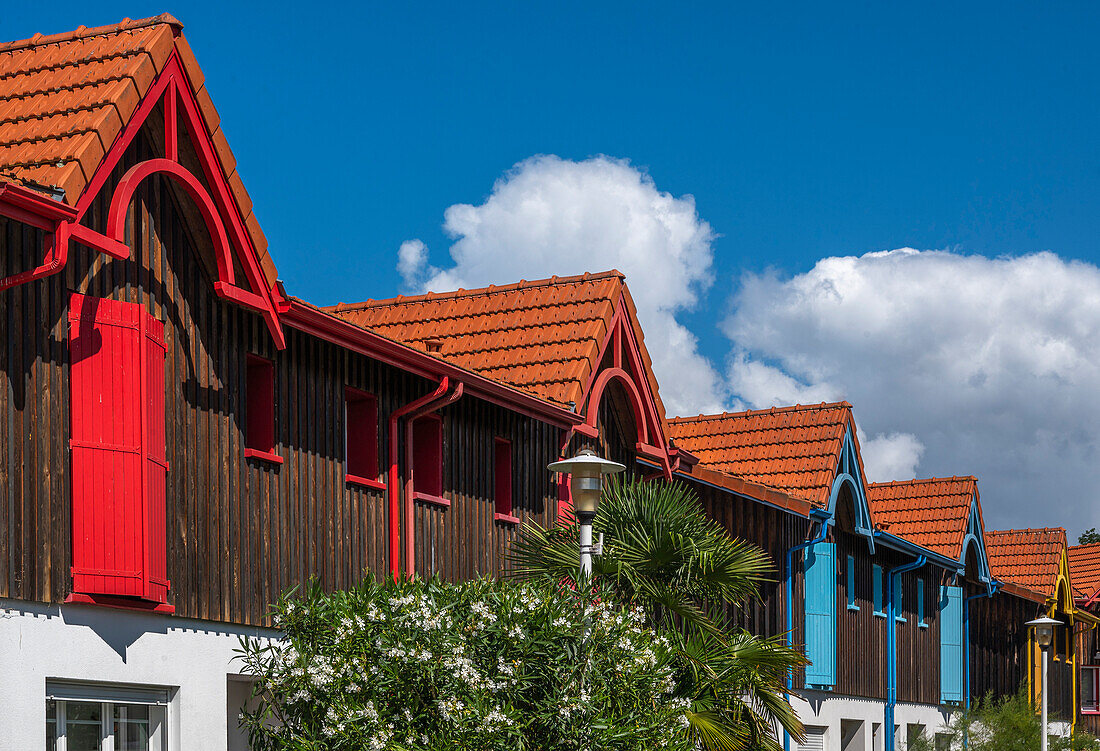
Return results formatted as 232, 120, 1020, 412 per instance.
1083, 668, 1099, 712
114, 703, 152, 751
46, 700, 58, 751
64, 701, 104, 751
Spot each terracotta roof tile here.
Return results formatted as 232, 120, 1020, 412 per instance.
667, 403, 854, 507
986, 528, 1066, 598
0, 15, 279, 289
1068, 542, 1100, 601
866, 477, 977, 560
0, 16, 179, 200
326, 271, 663, 410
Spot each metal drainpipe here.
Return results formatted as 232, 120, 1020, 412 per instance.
964, 582, 1001, 712
783, 512, 831, 751
886, 555, 926, 751
402, 382, 463, 578
387, 377, 450, 580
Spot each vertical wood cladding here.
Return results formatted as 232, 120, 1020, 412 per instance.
967, 588, 1036, 704
0, 126, 559, 626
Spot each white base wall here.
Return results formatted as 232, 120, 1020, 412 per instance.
0, 598, 279, 751
788, 692, 952, 751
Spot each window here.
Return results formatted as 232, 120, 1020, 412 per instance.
494, 438, 518, 524
803, 542, 837, 687
67, 294, 171, 608
872, 565, 886, 617
245, 354, 280, 464
412, 414, 445, 505
917, 579, 927, 628
46, 681, 167, 750
345, 388, 383, 489
906, 724, 927, 750
894, 577, 905, 623
846, 555, 859, 611
1082, 666, 1100, 714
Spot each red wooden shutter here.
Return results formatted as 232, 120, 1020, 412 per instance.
412, 414, 443, 499
69, 294, 169, 605
345, 387, 379, 484
494, 438, 514, 519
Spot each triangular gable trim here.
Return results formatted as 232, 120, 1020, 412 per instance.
827, 427, 875, 551
573, 294, 674, 476
0, 49, 284, 348
960, 497, 992, 586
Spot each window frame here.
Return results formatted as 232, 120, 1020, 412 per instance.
846, 555, 860, 611
493, 437, 519, 524
894, 576, 906, 623
344, 387, 384, 490
244, 354, 282, 464
1082, 665, 1100, 714
872, 564, 886, 618
917, 578, 927, 628
411, 413, 447, 506
46, 681, 168, 751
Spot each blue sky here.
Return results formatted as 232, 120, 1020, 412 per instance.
9, 3, 1100, 534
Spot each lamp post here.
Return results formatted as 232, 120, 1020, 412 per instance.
1026, 615, 1063, 751
548, 448, 625, 577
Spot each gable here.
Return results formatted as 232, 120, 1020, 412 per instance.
986, 528, 1067, 598
1068, 542, 1100, 602
667, 402, 853, 507
0, 16, 283, 346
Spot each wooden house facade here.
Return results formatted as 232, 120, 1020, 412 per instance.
1, 13, 1097, 751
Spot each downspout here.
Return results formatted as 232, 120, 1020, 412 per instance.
965, 581, 1001, 711
886, 555, 927, 751
403, 382, 463, 577
387, 376, 450, 579
783, 509, 832, 751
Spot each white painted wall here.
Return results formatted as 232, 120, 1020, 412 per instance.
0, 598, 278, 751
786, 692, 953, 750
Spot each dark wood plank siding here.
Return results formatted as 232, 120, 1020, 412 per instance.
967, 588, 1036, 704
0, 125, 560, 626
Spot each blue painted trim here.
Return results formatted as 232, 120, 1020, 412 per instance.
827, 429, 876, 552
873, 529, 963, 572
847, 554, 859, 611
959, 498, 993, 587
873, 564, 886, 617
886, 556, 926, 751
783, 512, 832, 751
918, 580, 927, 627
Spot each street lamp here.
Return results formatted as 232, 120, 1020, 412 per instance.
548, 448, 625, 577
1027, 615, 1063, 751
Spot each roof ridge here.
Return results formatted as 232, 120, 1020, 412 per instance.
867, 476, 977, 488
327, 269, 626, 311
988, 527, 1067, 537
0, 14, 183, 55
669, 401, 853, 422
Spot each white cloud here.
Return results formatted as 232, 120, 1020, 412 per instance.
397, 154, 727, 415
725, 248, 1100, 535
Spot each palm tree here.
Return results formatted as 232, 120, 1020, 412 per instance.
510, 477, 805, 751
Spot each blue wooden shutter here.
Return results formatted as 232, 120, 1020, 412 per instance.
940, 585, 964, 703
873, 565, 884, 615
804, 542, 837, 687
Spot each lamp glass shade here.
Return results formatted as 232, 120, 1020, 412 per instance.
1026, 616, 1062, 648
547, 449, 626, 518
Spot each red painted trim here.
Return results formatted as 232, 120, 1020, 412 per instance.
0, 181, 77, 223
164, 80, 178, 163
244, 448, 284, 465
404, 386, 463, 576
413, 492, 451, 508
65, 592, 175, 614
573, 423, 600, 439
346, 474, 386, 491
494, 512, 521, 525
285, 301, 579, 428
388, 377, 450, 579
69, 223, 130, 259
585, 367, 649, 442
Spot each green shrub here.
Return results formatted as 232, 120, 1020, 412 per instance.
236, 576, 696, 751
932, 689, 1100, 751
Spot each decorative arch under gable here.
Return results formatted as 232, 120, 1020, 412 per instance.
827, 428, 875, 551
0, 52, 285, 348
960, 498, 992, 586
573, 296, 676, 478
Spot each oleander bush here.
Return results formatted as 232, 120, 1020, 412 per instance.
236, 577, 697, 751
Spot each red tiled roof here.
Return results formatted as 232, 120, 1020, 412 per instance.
986, 528, 1066, 598
0, 15, 277, 286
326, 271, 665, 416
867, 477, 977, 560
666, 402, 856, 507
1068, 542, 1100, 602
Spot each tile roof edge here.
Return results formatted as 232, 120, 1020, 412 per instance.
0, 14, 184, 54
1069, 542, 1100, 552
668, 401, 854, 422
285, 296, 581, 416
987, 527, 1068, 538
325, 270, 627, 311
867, 476, 978, 488
675, 463, 814, 518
